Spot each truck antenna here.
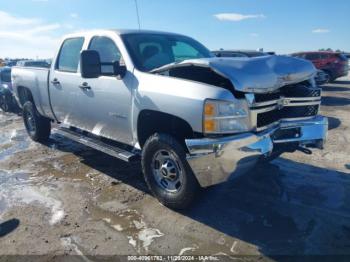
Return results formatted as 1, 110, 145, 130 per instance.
134, 0, 141, 30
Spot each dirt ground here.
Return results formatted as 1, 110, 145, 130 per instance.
0, 76, 350, 261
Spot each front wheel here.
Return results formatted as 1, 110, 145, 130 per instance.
23, 101, 51, 142
141, 133, 200, 209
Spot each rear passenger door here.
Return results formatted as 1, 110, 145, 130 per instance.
75, 36, 133, 145
50, 37, 85, 126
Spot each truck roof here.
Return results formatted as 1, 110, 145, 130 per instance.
64, 29, 185, 39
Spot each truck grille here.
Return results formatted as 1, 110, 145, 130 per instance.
257, 105, 319, 128
248, 82, 322, 130
254, 83, 321, 103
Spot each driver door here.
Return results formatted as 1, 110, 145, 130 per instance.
74, 36, 134, 145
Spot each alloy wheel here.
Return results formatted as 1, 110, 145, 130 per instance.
151, 149, 184, 193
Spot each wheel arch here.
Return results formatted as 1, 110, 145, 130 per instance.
136, 110, 195, 150
17, 86, 34, 107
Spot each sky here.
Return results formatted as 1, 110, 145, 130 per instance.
0, 0, 349, 58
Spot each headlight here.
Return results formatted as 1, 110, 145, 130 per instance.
2, 84, 9, 89
203, 99, 249, 134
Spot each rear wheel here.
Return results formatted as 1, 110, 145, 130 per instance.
0, 93, 11, 112
142, 133, 200, 209
23, 101, 51, 142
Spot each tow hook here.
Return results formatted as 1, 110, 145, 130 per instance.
296, 146, 312, 155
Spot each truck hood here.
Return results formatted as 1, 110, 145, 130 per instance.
154, 55, 316, 93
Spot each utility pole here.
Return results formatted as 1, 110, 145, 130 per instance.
134, 0, 141, 30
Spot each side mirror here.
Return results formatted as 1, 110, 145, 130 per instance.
80, 50, 101, 78
113, 61, 127, 79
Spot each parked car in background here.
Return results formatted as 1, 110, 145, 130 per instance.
4, 60, 18, 67
344, 53, 350, 69
291, 52, 349, 82
0, 67, 18, 112
315, 69, 328, 86
16, 60, 51, 68
212, 49, 270, 58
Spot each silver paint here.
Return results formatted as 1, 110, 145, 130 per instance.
11, 29, 327, 188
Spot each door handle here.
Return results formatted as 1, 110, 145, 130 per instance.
79, 82, 91, 90
51, 78, 60, 85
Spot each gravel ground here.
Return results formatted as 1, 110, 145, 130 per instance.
0, 76, 349, 261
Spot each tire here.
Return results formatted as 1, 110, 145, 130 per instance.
22, 101, 51, 142
141, 133, 200, 209
0, 93, 11, 112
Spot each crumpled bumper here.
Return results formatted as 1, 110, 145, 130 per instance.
185, 116, 328, 187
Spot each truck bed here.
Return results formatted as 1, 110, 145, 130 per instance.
12, 66, 54, 119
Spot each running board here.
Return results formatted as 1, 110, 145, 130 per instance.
53, 127, 140, 162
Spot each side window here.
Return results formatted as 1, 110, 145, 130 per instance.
305, 53, 320, 60
56, 37, 84, 72
320, 53, 329, 59
88, 36, 122, 75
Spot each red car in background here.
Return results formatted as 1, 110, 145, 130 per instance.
291, 51, 349, 82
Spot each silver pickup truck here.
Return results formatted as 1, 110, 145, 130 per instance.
12, 29, 328, 209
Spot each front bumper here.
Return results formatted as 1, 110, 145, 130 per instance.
185, 116, 328, 187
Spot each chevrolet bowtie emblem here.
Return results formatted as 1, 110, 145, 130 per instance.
277, 97, 290, 109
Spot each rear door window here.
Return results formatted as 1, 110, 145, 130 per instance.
56, 37, 84, 72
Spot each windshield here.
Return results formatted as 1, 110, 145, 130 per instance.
122, 33, 212, 72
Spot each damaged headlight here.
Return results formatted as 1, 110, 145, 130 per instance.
203, 99, 249, 134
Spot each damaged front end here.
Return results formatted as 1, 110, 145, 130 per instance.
153, 55, 322, 133
154, 55, 328, 187
151, 55, 317, 93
